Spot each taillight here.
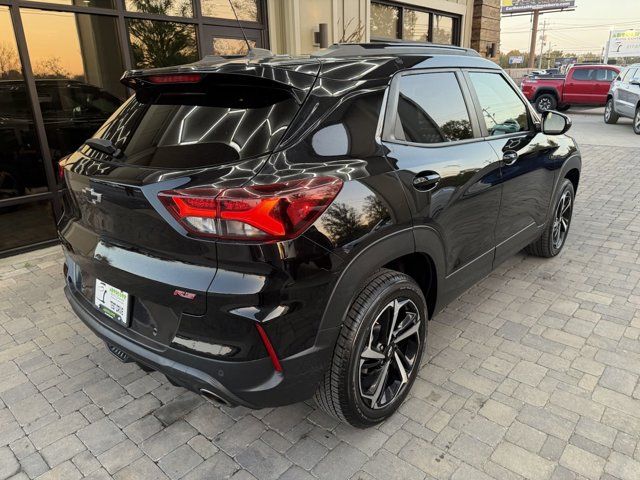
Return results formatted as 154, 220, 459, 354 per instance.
58, 160, 65, 181
158, 177, 343, 241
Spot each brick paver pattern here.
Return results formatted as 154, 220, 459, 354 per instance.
1, 143, 640, 480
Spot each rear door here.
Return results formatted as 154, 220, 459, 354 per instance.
464, 70, 556, 265
617, 68, 639, 117
563, 68, 594, 104
592, 68, 618, 104
381, 69, 502, 294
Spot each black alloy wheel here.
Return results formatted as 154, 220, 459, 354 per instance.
358, 297, 421, 410
315, 269, 427, 428
525, 178, 575, 258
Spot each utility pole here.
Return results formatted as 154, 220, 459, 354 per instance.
547, 42, 553, 69
538, 19, 547, 69
528, 10, 540, 68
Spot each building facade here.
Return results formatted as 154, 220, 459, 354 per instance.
0, 0, 498, 256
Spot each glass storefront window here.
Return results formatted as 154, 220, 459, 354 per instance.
201, 0, 258, 22
125, 0, 193, 18
433, 14, 454, 45
22, 0, 116, 10
128, 19, 198, 68
371, 2, 399, 39
0, 200, 57, 251
21, 9, 126, 183
0, 6, 49, 200
403, 9, 429, 42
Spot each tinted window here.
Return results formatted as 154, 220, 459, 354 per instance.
595, 69, 617, 82
622, 68, 636, 82
394, 72, 473, 144
572, 69, 593, 81
94, 83, 300, 168
469, 72, 529, 136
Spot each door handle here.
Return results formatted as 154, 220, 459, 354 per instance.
502, 151, 518, 166
412, 171, 440, 191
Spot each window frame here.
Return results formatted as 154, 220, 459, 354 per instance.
381, 68, 483, 148
370, 0, 461, 46
461, 68, 540, 140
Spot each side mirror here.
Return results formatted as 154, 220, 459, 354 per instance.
542, 111, 571, 135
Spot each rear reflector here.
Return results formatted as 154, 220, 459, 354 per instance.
158, 177, 342, 241
146, 73, 202, 84
255, 323, 283, 373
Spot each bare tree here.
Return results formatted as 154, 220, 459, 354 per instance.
33, 57, 70, 79
0, 42, 21, 79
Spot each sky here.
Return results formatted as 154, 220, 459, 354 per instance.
500, 0, 640, 55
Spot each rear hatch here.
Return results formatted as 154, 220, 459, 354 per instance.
60, 62, 318, 348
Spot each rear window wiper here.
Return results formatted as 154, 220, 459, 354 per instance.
85, 138, 123, 158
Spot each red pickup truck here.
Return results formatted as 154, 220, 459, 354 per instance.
521, 65, 621, 112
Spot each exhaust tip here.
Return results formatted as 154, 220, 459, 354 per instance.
200, 388, 230, 406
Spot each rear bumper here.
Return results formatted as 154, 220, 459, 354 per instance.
65, 285, 337, 408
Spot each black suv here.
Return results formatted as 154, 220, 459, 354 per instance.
60, 43, 581, 428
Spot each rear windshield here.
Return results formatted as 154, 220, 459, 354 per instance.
92, 83, 300, 168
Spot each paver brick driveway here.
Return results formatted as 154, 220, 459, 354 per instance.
1, 142, 640, 480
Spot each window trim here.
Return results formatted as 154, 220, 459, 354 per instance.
461, 68, 540, 141
381, 68, 484, 148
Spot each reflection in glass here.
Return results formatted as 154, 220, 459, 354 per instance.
128, 19, 198, 68
371, 2, 399, 39
125, 0, 193, 18
396, 73, 473, 144
213, 37, 255, 56
469, 72, 529, 135
22, 0, 115, 9
201, 0, 258, 21
0, 7, 48, 199
403, 9, 429, 42
0, 201, 57, 250
433, 14, 454, 44
22, 9, 125, 180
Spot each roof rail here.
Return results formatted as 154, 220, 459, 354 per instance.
311, 42, 480, 58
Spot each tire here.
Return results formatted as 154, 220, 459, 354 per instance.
634, 106, 640, 135
535, 93, 557, 113
525, 179, 574, 258
314, 269, 427, 428
604, 98, 619, 124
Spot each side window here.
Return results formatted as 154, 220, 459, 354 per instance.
468, 72, 529, 136
572, 69, 591, 81
596, 69, 617, 82
394, 72, 473, 144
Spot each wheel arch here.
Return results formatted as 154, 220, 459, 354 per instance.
534, 88, 559, 101
318, 227, 445, 334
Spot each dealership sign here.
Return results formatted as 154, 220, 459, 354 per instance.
609, 29, 640, 58
501, 0, 576, 14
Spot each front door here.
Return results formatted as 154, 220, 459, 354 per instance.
382, 70, 502, 297
465, 70, 557, 265
201, 25, 263, 57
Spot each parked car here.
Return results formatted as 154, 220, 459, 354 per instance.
59, 43, 581, 428
521, 64, 621, 112
604, 63, 640, 134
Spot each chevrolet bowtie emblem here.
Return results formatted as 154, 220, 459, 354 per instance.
81, 187, 102, 205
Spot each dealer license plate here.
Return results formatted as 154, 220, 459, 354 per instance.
94, 279, 130, 326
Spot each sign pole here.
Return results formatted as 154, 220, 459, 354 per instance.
528, 10, 540, 68
603, 29, 613, 65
